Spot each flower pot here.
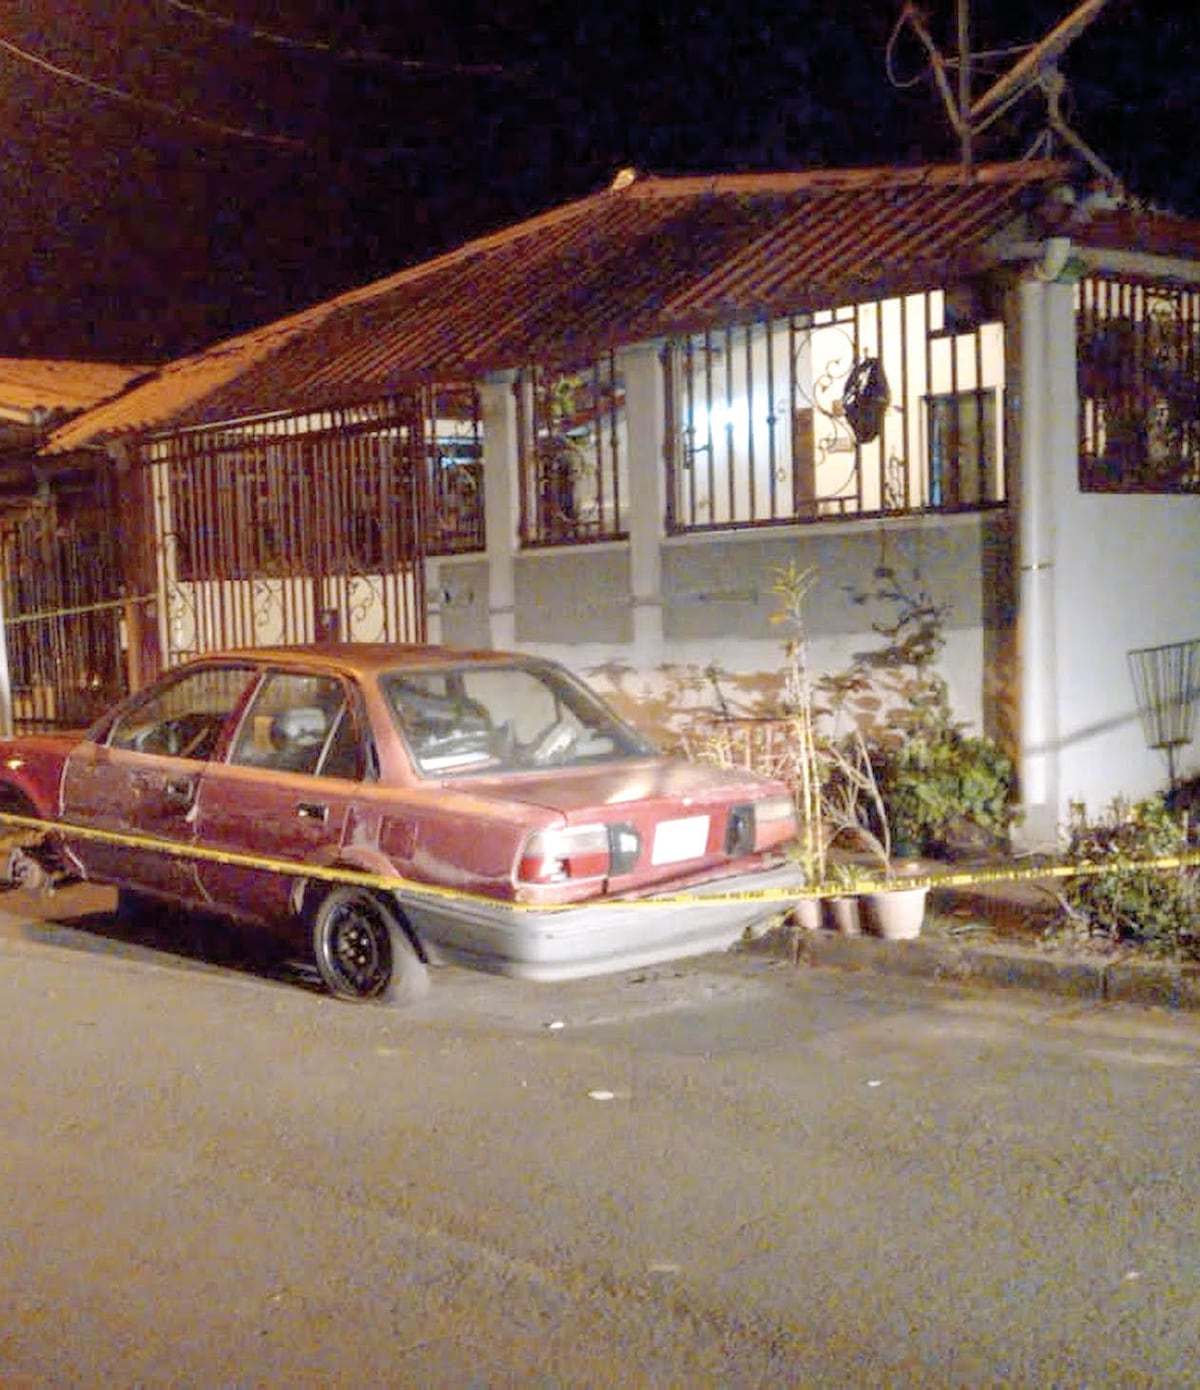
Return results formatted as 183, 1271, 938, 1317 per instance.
822, 894, 862, 935
792, 897, 823, 933
860, 884, 928, 940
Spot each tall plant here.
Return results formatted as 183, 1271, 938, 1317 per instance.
770, 561, 825, 884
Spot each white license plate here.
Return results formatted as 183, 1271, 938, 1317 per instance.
651, 815, 711, 866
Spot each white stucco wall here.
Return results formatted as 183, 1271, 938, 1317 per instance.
1053, 492, 1200, 809
1019, 274, 1200, 846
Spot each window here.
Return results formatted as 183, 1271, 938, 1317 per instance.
665, 290, 1007, 532
425, 385, 485, 555
381, 660, 653, 777
161, 400, 440, 582
108, 665, 257, 760
926, 390, 999, 508
1078, 275, 1200, 493
228, 671, 366, 779
517, 356, 627, 546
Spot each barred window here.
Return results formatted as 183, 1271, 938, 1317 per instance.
425, 385, 485, 554
926, 390, 998, 508
665, 289, 1006, 533
164, 406, 424, 582
1078, 275, 1200, 493
516, 356, 628, 546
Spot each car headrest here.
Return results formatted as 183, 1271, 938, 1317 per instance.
270, 706, 327, 749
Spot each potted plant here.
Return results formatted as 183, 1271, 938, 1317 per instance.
749, 559, 931, 938
820, 723, 929, 939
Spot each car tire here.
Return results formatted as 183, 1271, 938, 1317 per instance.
310, 887, 430, 1004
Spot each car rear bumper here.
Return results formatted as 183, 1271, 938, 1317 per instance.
394, 860, 807, 981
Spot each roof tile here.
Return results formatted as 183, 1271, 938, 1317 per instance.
48, 160, 1069, 454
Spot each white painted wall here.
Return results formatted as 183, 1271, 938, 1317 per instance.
1053, 490, 1200, 809
1019, 274, 1200, 845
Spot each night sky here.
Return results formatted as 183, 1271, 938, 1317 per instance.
2, 0, 1197, 363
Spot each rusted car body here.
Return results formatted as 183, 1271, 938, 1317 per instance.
0, 645, 803, 1000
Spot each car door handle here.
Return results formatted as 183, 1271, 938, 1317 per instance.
296, 802, 328, 822
163, 776, 195, 808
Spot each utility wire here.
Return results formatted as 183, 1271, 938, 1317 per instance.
0, 32, 304, 147
160, 0, 506, 75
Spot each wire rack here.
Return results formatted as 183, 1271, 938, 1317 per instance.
1128, 638, 1200, 787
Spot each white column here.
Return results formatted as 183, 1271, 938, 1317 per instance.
620, 345, 666, 665
1016, 274, 1076, 847
480, 380, 520, 650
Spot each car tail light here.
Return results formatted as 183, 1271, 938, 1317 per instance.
517, 823, 642, 884
725, 795, 798, 856
753, 794, 798, 850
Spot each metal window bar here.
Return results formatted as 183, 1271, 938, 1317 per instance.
152, 400, 427, 662
661, 344, 679, 533
424, 383, 485, 555
1079, 274, 1200, 493
518, 357, 626, 547
658, 292, 1003, 534
0, 491, 129, 730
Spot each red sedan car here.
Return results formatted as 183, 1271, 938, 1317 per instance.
0, 645, 803, 1002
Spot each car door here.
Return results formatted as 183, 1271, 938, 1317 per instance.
60, 663, 259, 902
192, 669, 373, 925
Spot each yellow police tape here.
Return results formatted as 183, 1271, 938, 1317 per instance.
0, 808, 1198, 914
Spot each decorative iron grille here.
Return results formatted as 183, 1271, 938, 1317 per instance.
516, 355, 627, 547
664, 289, 1006, 533
0, 486, 129, 728
1078, 275, 1200, 493
424, 384, 485, 555
149, 398, 428, 661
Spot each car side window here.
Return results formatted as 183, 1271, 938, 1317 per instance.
108, 666, 257, 760
228, 671, 364, 779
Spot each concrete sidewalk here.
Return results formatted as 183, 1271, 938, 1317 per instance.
766, 873, 1200, 1013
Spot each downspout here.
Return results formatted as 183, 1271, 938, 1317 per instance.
1015, 270, 1071, 848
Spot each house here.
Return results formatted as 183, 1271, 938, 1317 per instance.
34, 159, 1200, 846
0, 358, 148, 727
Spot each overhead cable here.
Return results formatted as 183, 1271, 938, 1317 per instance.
0, 32, 304, 147
160, 0, 506, 75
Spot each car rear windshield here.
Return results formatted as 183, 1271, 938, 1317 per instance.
381, 661, 656, 778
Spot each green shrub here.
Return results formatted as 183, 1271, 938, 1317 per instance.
877, 730, 1016, 858
1054, 797, 1200, 958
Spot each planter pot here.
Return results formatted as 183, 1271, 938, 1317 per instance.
860, 884, 928, 940
822, 894, 862, 935
792, 897, 823, 934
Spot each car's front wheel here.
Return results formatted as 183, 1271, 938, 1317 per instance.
310, 887, 430, 1004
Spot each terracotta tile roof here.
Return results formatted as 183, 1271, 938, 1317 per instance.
47, 159, 1069, 455
0, 358, 148, 423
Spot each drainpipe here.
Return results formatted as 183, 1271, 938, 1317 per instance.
1016, 270, 1074, 848
480, 380, 519, 650
621, 345, 666, 665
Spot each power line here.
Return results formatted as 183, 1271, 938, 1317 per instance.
0, 32, 304, 147
159, 0, 506, 76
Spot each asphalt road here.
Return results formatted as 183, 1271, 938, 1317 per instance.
2, 886, 1200, 1386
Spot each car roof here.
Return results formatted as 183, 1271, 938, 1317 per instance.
198, 642, 530, 679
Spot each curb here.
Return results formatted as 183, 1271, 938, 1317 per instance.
769, 928, 1200, 1012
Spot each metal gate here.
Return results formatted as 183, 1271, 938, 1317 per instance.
0, 488, 131, 730
147, 402, 428, 666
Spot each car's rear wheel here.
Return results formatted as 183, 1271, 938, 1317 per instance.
310, 887, 429, 1004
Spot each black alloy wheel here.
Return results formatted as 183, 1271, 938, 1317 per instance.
310, 887, 429, 1004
